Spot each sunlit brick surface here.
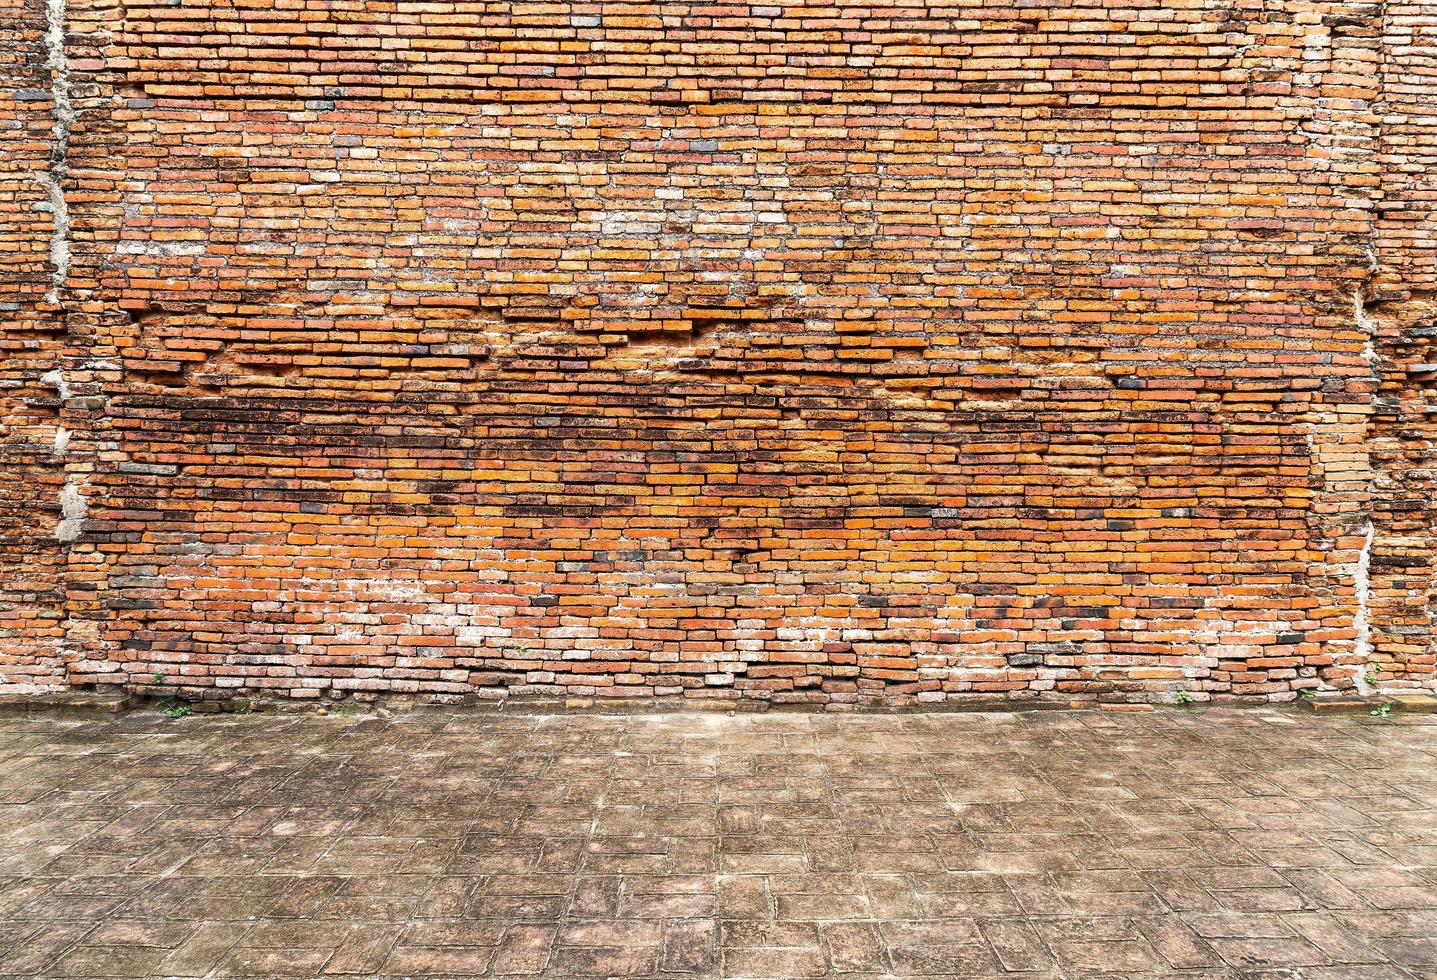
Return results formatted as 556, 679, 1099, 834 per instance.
2, 0, 1434, 705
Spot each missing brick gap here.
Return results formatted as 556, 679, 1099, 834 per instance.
1354, 287, 1378, 366
56, 475, 88, 543
37, 0, 72, 305
1352, 518, 1375, 696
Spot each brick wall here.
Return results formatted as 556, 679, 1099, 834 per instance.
4, 0, 1433, 707
1366, 1, 1437, 694
0, 0, 69, 690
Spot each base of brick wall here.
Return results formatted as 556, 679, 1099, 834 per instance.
69, 677, 1407, 712
17, 684, 1437, 720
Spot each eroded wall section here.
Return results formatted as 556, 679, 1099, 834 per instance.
6, 0, 1433, 705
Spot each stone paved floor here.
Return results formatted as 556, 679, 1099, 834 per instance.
1, 707, 1436, 979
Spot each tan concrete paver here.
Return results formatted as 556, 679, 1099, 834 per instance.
0, 707, 1434, 977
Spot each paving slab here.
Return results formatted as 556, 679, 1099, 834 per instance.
1, 707, 1434, 977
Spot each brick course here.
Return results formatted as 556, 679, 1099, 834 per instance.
2, 0, 1434, 707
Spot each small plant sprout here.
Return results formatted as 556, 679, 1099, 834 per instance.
1176, 690, 1194, 706
151, 671, 165, 685
1298, 689, 1315, 700
1370, 702, 1392, 719
335, 702, 358, 718
164, 703, 192, 719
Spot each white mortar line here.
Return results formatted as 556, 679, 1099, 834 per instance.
1353, 519, 1376, 695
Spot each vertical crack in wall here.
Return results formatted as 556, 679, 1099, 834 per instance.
1356, 286, 1379, 366
1348, 0, 1388, 697
1353, 519, 1376, 694
1353, 285, 1379, 695
38, 0, 72, 304
41, 369, 86, 541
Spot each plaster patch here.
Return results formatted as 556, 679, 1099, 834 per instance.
56, 477, 87, 542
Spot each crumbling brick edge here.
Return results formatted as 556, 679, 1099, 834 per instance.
4, 688, 1434, 721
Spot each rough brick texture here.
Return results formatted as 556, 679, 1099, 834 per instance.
2, 0, 1434, 707
0, 0, 69, 689
1367, 1, 1437, 694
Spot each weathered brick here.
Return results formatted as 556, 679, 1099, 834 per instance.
0, 0, 1432, 708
